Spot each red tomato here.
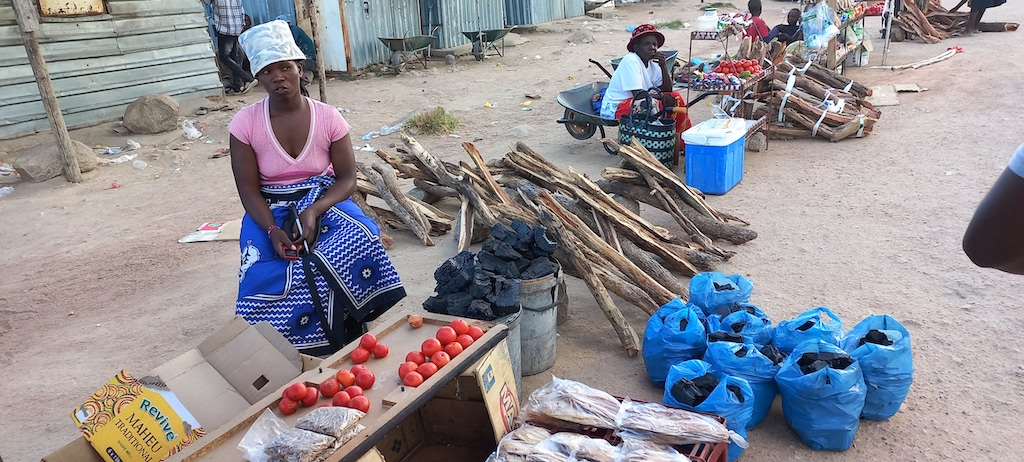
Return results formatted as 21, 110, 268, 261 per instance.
351, 365, 371, 377
436, 326, 458, 346
344, 385, 364, 398
355, 371, 376, 390
431, 351, 451, 368
398, 361, 419, 380
359, 333, 378, 351
279, 397, 299, 415
348, 395, 371, 413
450, 319, 470, 336
320, 378, 341, 398
284, 382, 307, 401
444, 342, 463, 358
300, 387, 319, 407
406, 351, 427, 365
409, 315, 424, 329
418, 362, 438, 379
351, 347, 371, 364
421, 338, 443, 357
457, 334, 474, 349
372, 343, 389, 359
319, 403, 333, 408
403, 371, 424, 387
467, 325, 484, 340
332, 390, 352, 407
336, 370, 356, 388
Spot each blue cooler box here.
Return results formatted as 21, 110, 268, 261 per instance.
682, 118, 747, 195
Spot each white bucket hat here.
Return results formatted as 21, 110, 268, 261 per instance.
238, 20, 307, 76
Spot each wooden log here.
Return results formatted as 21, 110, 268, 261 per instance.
362, 163, 434, 246
612, 140, 723, 221
601, 167, 647, 186
786, 54, 871, 98
412, 178, 459, 201
12, 0, 82, 183
526, 193, 640, 356
463, 142, 515, 205
376, 149, 435, 181
595, 179, 758, 245
830, 115, 870, 142
903, 0, 948, 39
782, 108, 838, 140
372, 207, 451, 236
641, 171, 733, 260
664, 242, 721, 272
401, 132, 499, 228
350, 191, 395, 248
456, 197, 474, 252
569, 167, 676, 242
768, 126, 814, 139
372, 162, 432, 229
775, 91, 878, 128
305, 0, 329, 103
534, 190, 679, 305
620, 240, 690, 299
593, 265, 659, 315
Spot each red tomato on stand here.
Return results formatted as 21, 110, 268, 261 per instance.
359, 333, 378, 350
284, 383, 307, 401
457, 334, 474, 349
332, 391, 352, 407
444, 342, 463, 358
320, 378, 341, 398
348, 395, 371, 413
351, 347, 371, 364
406, 351, 427, 365
372, 343, 389, 359
450, 319, 470, 336
422, 338, 443, 357
279, 398, 299, 415
468, 326, 484, 340
418, 362, 438, 379
355, 371, 376, 390
301, 387, 319, 407
436, 326, 458, 346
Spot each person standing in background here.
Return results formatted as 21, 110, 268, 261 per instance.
743, 0, 770, 41
203, 0, 256, 94
965, 0, 1007, 34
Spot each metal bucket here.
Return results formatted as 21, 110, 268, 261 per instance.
495, 307, 523, 394
519, 269, 564, 376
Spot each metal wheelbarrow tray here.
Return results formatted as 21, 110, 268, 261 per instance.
378, 35, 435, 73
461, 27, 515, 61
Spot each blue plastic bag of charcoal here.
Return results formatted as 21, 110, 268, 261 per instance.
773, 306, 844, 354
706, 302, 773, 346
840, 315, 913, 420
642, 298, 708, 387
663, 359, 754, 462
703, 341, 785, 429
776, 339, 866, 451
688, 272, 753, 315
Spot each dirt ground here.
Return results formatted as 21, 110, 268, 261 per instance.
2, 1, 1023, 460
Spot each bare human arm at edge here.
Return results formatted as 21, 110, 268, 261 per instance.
963, 167, 1024, 274
297, 132, 358, 249
230, 134, 297, 258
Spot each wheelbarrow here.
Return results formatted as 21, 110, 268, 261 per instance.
462, 27, 515, 61
378, 35, 435, 74
556, 58, 716, 155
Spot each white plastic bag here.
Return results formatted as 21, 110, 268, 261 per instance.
183, 120, 203, 140
801, 2, 840, 51
237, 409, 289, 462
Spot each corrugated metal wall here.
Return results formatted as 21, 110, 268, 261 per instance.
0, 0, 222, 139
435, 0, 504, 49
505, 0, 583, 26
564, 0, 584, 20
242, 0, 297, 24
343, 0, 421, 69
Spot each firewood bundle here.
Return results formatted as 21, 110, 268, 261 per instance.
759, 54, 881, 142
892, 0, 965, 43
359, 133, 757, 356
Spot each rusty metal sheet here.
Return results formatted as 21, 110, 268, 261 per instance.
39, 0, 105, 17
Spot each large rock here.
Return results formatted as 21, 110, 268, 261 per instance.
123, 94, 179, 134
13, 140, 97, 182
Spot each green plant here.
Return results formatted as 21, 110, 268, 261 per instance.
701, 2, 737, 10
405, 107, 461, 136
656, 20, 686, 30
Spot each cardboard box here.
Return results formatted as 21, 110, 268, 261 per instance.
159, 313, 517, 462
43, 317, 318, 462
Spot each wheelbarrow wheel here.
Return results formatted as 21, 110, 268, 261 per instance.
563, 109, 597, 140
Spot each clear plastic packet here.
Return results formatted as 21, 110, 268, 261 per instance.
529, 432, 588, 460
295, 407, 365, 445
519, 377, 621, 429
237, 409, 290, 462
613, 438, 688, 462
496, 424, 553, 462
614, 398, 746, 448
263, 427, 335, 462
567, 436, 618, 462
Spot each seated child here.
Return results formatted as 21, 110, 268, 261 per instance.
767, 8, 803, 43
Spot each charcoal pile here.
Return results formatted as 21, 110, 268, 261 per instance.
423, 220, 559, 321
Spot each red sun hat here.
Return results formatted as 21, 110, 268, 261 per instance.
627, 24, 665, 52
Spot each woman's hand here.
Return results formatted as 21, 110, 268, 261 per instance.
653, 51, 669, 69
296, 207, 322, 253
270, 227, 298, 259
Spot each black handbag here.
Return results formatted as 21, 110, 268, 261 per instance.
618, 88, 677, 168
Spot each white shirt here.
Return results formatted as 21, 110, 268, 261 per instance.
600, 52, 664, 120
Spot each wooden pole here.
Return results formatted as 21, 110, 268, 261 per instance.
305, 0, 329, 103
11, 0, 82, 183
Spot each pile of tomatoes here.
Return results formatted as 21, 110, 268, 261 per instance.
399, 317, 484, 388
713, 59, 763, 77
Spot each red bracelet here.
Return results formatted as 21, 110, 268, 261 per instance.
267, 224, 280, 236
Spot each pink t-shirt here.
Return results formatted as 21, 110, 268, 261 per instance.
228, 97, 352, 185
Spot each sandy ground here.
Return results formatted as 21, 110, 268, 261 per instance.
2, 1, 1023, 460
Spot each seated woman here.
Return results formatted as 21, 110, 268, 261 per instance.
600, 24, 691, 138
229, 20, 405, 357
